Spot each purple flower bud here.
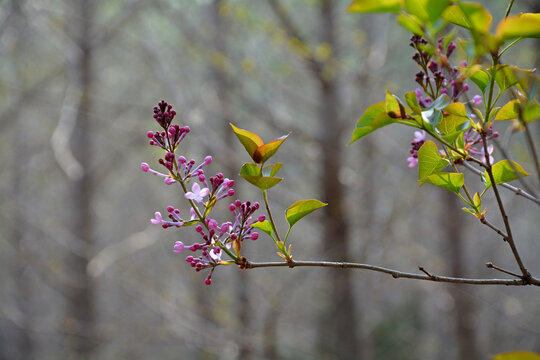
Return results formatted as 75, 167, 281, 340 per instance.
473, 95, 482, 105
173, 241, 185, 253
178, 156, 187, 164
195, 225, 203, 233
229, 204, 236, 212
141, 163, 150, 172
164, 177, 175, 185
463, 83, 469, 91
227, 189, 235, 197
441, 88, 448, 95
258, 215, 266, 222
185, 256, 194, 262
167, 206, 174, 213
250, 233, 259, 241
204, 156, 212, 165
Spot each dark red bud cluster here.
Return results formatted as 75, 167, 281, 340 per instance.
153, 100, 176, 129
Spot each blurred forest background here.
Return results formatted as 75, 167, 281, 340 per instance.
0, 0, 539, 359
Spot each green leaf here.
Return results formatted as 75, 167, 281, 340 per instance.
493, 352, 540, 360
420, 172, 464, 194
239, 162, 261, 177
523, 100, 540, 123
431, 94, 452, 110
262, 163, 283, 177
437, 114, 469, 143
496, 13, 540, 41
473, 192, 481, 209
442, 3, 492, 33
253, 133, 290, 164
462, 207, 476, 215
285, 199, 327, 228
251, 220, 274, 239
463, 65, 491, 93
405, 91, 421, 114
204, 197, 217, 218
230, 123, 263, 158
404, 0, 450, 23
443, 102, 468, 118
239, 163, 282, 190
418, 140, 448, 181
494, 100, 520, 121
182, 219, 200, 227
385, 91, 406, 118
491, 65, 533, 93
240, 175, 283, 190
397, 13, 424, 36
349, 101, 396, 144
347, 0, 402, 13
484, 160, 530, 189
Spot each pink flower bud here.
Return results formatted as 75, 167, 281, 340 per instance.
164, 177, 176, 185
167, 206, 174, 213
227, 189, 235, 197
146, 131, 154, 139
204, 156, 212, 165
178, 156, 187, 164
205, 278, 212, 285
195, 225, 203, 233
141, 163, 150, 172
258, 215, 266, 222
229, 204, 236, 212
250, 233, 259, 240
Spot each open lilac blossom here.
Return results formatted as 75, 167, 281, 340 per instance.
185, 182, 209, 203
473, 95, 482, 105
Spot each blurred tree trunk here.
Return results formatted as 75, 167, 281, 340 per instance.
441, 191, 479, 360
7, 1, 35, 358
317, 0, 359, 358
61, 0, 97, 357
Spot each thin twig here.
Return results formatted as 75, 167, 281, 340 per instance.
238, 259, 539, 286
481, 133, 530, 279
480, 218, 508, 240
522, 120, 540, 186
504, 0, 515, 19
486, 262, 522, 278
461, 161, 540, 206
492, 138, 538, 197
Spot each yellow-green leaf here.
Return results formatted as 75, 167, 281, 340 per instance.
397, 13, 425, 36
404, 0, 450, 23
285, 199, 327, 228
253, 133, 290, 164
420, 172, 464, 194
230, 123, 264, 158
484, 160, 530, 189
442, 3, 492, 33
251, 220, 274, 238
496, 13, 540, 41
262, 163, 283, 177
494, 351, 540, 360
418, 140, 448, 181
349, 101, 394, 144
347, 0, 402, 13
494, 100, 520, 121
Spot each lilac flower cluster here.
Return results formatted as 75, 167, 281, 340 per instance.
410, 35, 469, 103
463, 126, 499, 164
141, 100, 263, 284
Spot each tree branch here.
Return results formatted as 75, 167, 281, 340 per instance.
460, 161, 540, 206
237, 259, 540, 286
481, 133, 530, 279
